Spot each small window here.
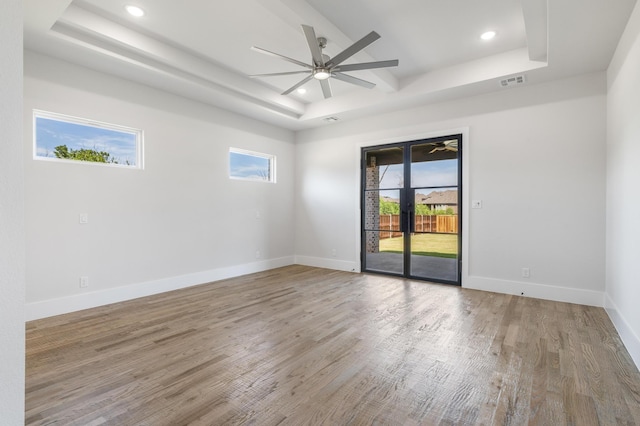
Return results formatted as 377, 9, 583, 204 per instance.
33, 110, 143, 169
229, 148, 276, 183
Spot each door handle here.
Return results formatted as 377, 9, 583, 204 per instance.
407, 202, 414, 234
401, 208, 412, 234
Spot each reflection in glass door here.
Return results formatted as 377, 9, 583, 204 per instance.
361, 135, 461, 284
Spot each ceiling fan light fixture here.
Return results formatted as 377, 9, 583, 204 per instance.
125, 5, 145, 17
313, 68, 331, 80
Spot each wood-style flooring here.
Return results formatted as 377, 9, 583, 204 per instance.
25, 265, 640, 425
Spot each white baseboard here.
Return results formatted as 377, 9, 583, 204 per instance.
294, 255, 359, 273
25, 256, 295, 321
463, 275, 605, 307
605, 294, 640, 370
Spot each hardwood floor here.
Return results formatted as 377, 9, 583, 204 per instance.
26, 265, 640, 425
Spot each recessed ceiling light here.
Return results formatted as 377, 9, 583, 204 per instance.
297, 88, 307, 94
125, 5, 145, 17
481, 31, 496, 41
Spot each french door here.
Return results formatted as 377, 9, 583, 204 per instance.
361, 135, 462, 285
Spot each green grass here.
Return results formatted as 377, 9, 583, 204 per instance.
379, 233, 458, 258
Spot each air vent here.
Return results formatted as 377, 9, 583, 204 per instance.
500, 75, 526, 87
324, 116, 339, 123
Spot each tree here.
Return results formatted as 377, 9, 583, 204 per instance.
415, 204, 431, 215
379, 198, 400, 215
54, 145, 115, 164
415, 204, 456, 215
380, 199, 456, 216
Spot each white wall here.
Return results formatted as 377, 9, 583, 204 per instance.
296, 72, 607, 306
606, 2, 640, 367
0, 0, 25, 423
24, 52, 296, 320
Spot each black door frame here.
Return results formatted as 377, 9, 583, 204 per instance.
360, 134, 463, 285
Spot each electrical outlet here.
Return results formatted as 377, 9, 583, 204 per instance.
79, 276, 89, 288
522, 268, 530, 278
79, 213, 89, 224
472, 200, 483, 209
331, 249, 337, 257
255, 249, 261, 259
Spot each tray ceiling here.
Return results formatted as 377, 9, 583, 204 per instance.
24, 0, 636, 130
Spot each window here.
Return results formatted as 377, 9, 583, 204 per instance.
229, 148, 276, 183
33, 110, 143, 169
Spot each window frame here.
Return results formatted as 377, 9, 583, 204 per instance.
229, 147, 276, 183
33, 110, 144, 169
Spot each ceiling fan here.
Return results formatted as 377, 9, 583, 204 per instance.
249, 25, 399, 99
429, 140, 459, 154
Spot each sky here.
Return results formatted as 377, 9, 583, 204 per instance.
376, 159, 458, 199
229, 151, 271, 180
35, 116, 138, 166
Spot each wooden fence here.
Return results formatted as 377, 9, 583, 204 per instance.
378, 214, 458, 239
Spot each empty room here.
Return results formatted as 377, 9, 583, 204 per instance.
2, 0, 640, 424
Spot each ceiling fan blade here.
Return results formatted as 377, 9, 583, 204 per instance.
326, 31, 381, 67
319, 79, 332, 99
251, 46, 313, 69
334, 59, 399, 72
301, 25, 324, 66
332, 72, 376, 89
249, 71, 311, 77
281, 74, 314, 95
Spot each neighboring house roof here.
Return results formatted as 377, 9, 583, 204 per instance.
416, 190, 458, 205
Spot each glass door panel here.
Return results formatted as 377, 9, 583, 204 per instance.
362, 148, 405, 276
409, 138, 460, 282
